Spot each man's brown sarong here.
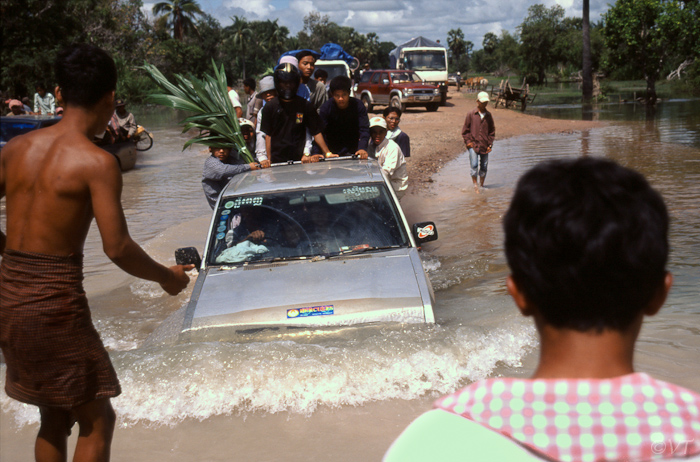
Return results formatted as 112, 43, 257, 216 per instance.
0, 249, 121, 409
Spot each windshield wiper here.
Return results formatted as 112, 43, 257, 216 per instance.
328, 245, 403, 258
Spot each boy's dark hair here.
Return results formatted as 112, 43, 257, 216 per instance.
314, 69, 328, 80
329, 75, 352, 94
383, 106, 402, 118
296, 50, 316, 61
55, 44, 117, 108
242, 77, 256, 89
504, 157, 668, 332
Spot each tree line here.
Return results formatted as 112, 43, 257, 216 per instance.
448, 1, 699, 101
1, 0, 698, 103
0, 0, 395, 103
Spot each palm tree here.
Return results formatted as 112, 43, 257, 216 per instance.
152, 0, 204, 40
265, 19, 287, 58
227, 16, 252, 79
582, 0, 593, 102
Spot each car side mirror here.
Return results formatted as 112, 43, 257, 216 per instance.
412, 222, 438, 245
382, 79, 389, 85
175, 247, 201, 270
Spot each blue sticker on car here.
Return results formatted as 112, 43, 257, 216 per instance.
221, 210, 231, 215
287, 305, 334, 318
216, 233, 225, 240
217, 225, 226, 232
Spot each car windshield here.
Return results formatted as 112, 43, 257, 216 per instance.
391, 72, 423, 83
403, 51, 447, 71
207, 184, 410, 265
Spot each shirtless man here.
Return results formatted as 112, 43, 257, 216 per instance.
0, 44, 192, 462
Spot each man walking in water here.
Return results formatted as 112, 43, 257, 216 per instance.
0, 43, 193, 461
462, 91, 495, 193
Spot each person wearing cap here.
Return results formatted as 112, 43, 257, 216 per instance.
462, 91, 495, 193
319, 75, 369, 158
254, 76, 277, 164
237, 117, 269, 168
109, 99, 136, 142
201, 120, 269, 209
5, 99, 25, 116
368, 116, 408, 199
260, 62, 333, 164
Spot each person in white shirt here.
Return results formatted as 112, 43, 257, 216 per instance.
227, 84, 243, 118
367, 116, 408, 199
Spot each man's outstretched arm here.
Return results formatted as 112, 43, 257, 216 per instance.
89, 156, 192, 294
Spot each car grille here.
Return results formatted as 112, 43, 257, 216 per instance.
412, 90, 434, 95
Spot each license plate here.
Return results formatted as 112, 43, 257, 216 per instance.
416, 95, 431, 101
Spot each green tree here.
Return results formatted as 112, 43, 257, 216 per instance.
226, 16, 253, 79
603, 0, 694, 103
518, 4, 566, 84
152, 0, 204, 40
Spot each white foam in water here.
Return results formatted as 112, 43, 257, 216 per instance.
130, 279, 165, 300
7, 317, 538, 429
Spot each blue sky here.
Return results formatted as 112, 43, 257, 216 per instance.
142, 0, 612, 50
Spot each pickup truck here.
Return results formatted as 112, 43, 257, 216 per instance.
356, 69, 441, 113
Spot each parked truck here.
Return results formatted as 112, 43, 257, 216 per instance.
389, 37, 449, 105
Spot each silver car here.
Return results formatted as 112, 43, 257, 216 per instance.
173, 158, 438, 343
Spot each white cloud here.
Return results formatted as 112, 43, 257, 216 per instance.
224, 0, 276, 16
203, 0, 612, 49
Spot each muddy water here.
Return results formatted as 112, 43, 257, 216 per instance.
1, 107, 699, 461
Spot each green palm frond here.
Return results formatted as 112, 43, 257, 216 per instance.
141, 61, 253, 163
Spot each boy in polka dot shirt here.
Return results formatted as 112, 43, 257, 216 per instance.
384, 158, 700, 462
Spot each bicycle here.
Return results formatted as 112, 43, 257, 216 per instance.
133, 125, 153, 151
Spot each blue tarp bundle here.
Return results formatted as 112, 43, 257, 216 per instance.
278, 43, 356, 66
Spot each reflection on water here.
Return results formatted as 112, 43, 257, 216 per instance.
2, 107, 699, 431
530, 99, 700, 149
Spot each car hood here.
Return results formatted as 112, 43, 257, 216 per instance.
180, 250, 430, 340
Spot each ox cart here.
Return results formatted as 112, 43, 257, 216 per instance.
490, 79, 537, 111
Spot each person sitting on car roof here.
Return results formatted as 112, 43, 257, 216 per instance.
260, 62, 333, 164
318, 76, 369, 159
367, 116, 408, 199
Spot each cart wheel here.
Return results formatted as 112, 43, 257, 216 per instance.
135, 131, 153, 151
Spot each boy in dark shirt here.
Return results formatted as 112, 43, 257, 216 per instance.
319, 76, 369, 158
260, 62, 332, 163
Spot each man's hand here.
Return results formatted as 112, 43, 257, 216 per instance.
466, 142, 473, 149
246, 230, 265, 243
355, 150, 368, 159
259, 159, 271, 168
486, 146, 492, 154
325, 152, 339, 158
161, 265, 194, 295
301, 154, 324, 163
249, 162, 260, 171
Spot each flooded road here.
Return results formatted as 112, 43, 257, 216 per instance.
2, 101, 699, 461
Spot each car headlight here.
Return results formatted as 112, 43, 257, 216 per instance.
403, 88, 413, 96
433, 88, 439, 95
